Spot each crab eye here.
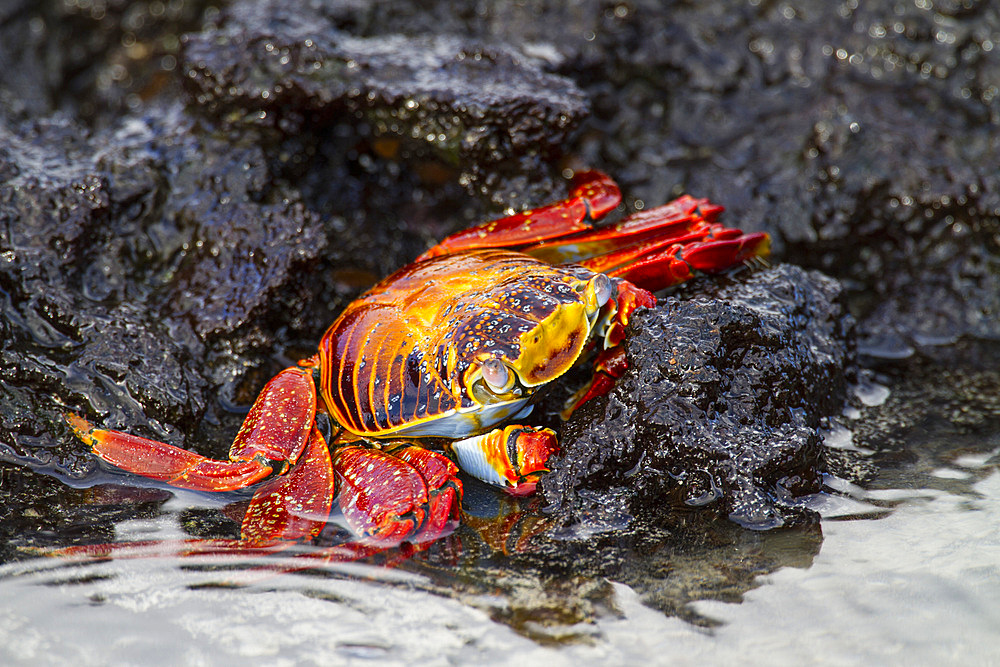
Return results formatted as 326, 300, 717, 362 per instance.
588, 274, 614, 310
481, 358, 511, 393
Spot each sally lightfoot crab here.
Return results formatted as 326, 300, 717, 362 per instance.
66, 170, 769, 549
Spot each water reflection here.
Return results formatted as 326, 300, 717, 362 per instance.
688, 471, 1000, 663
2, 469, 997, 663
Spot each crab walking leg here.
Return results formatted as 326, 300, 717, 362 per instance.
600, 231, 771, 292
67, 365, 318, 492
561, 346, 630, 419
241, 426, 336, 545
391, 445, 463, 543
524, 193, 724, 265
519, 191, 771, 290
66, 413, 273, 491
417, 170, 621, 260
600, 280, 658, 348
449, 425, 559, 496
559, 280, 657, 419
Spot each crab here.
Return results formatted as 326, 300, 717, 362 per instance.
66, 170, 769, 550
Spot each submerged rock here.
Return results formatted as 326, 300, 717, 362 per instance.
543, 265, 854, 530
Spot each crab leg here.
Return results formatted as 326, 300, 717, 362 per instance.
67, 365, 318, 492
420, 169, 769, 292
601, 231, 770, 292
391, 445, 463, 543
518, 194, 769, 292
563, 281, 656, 419
417, 170, 621, 260
523, 194, 723, 265
561, 346, 630, 419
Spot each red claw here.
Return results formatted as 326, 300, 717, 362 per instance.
449, 425, 559, 495
510, 428, 561, 482
241, 427, 336, 545
333, 445, 462, 546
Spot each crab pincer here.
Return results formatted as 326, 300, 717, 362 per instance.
334, 445, 461, 546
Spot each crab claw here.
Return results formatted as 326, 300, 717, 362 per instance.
333, 445, 462, 546
240, 427, 336, 546
448, 425, 559, 496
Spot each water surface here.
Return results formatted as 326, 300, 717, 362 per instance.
3, 445, 996, 664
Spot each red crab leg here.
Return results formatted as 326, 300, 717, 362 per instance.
523, 194, 722, 265
562, 281, 656, 419
601, 280, 658, 348
391, 445, 463, 543
561, 346, 630, 419
573, 224, 732, 275
67, 413, 273, 491
334, 444, 462, 546
520, 195, 769, 292
240, 426, 336, 545
67, 365, 317, 492
600, 230, 771, 292
417, 170, 621, 260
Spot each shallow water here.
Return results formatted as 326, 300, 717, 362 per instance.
3, 431, 997, 665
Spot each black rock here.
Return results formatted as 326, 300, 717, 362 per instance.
542, 265, 854, 530
0, 108, 331, 474
180, 0, 587, 205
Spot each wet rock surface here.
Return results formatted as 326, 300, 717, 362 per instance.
181, 0, 587, 205
542, 265, 852, 531
0, 109, 334, 475
0, 0, 208, 123
852, 339, 1000, 492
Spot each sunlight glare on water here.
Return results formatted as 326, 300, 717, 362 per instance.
2, 471, 998, 664
680, 471, 1000, 663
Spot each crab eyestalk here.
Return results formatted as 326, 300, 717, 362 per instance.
481, 357, 514, 393
449, 425, 559, 495
584, 273, 614, 314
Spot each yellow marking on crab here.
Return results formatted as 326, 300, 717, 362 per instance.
65, 413, 104, 448
508, 298, 590, 387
